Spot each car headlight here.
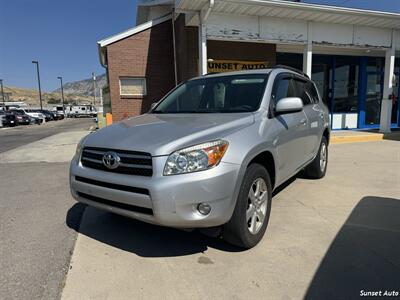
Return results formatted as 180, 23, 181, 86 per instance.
74, 135, 88, 161
163, 140, 229, 175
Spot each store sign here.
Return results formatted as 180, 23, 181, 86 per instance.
207, 60, 268, 73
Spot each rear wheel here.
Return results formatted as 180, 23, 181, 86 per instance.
223, 163, 272, 249
304, 136, 328, 179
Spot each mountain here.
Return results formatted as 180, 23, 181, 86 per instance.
2, 74, 107, 107
3, 85, 94, 106
53, 73, 107, 98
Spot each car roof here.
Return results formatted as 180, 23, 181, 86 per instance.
190, 69, 271, 81
191, 67, 309, 81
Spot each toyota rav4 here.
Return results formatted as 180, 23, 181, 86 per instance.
70, 66, 330, 248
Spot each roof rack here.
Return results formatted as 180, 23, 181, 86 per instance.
272, 65, 309, 78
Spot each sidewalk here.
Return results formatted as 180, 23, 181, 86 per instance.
331, 129, 400, 144
61, 140, 400, 300
0, 131, 90, 163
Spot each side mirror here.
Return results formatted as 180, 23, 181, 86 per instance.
275, 97, 303, 114
151, 102, 158, 110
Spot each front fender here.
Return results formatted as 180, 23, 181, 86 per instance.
222, 138, 278, 223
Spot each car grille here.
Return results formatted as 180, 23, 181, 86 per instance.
81, 147, 153, 176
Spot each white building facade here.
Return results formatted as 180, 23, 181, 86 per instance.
100, 0, 400, 130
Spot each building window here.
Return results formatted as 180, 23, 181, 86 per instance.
120, 77, 146, 96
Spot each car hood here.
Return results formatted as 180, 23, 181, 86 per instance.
84, 113, 254, 156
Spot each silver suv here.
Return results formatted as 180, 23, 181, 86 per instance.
70, 66, 330, 248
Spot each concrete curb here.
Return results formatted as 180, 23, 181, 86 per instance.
331, 132, 400, 144
331, 133, 383, 144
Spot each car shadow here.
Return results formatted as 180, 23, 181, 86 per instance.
66, 203, 244, 257
66, 174, 302, 257
305, 196, 400, 299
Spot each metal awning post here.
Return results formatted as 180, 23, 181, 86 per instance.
380, 29, 396, 133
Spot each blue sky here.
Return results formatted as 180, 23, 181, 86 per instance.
0, 0, 137, 91
0, 0, 399, 91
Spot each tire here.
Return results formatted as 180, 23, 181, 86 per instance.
223, 163, 272, 249
304, 136, 328, 179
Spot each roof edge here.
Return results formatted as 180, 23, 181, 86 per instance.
224, 0, 400, 19
97, 13, 172, 48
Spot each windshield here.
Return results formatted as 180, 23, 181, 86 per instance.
152, 74, 268, 114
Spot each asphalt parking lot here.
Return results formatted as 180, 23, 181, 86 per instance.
0, 118, 94, 153
0, 119, 92, 300
62, 140, 399, 300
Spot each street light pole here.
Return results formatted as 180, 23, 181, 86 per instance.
57, 76, 66, 116
0, 79, 5, 110
92, 72, 96, 106
32, 60, 43, 110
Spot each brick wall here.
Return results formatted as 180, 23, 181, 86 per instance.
106, 20, 175, 122
174, 15, 199, 83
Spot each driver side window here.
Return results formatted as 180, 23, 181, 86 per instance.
272, 77, 296, 106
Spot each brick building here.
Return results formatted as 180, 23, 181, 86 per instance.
98, 0, 400, 132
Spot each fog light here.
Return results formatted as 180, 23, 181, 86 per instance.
197, 203, 211, 215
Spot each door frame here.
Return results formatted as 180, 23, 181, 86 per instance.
328, 56, 361, 130
394, 72, 400, 127
357, 57, 385, 129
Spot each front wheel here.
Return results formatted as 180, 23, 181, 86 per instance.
304, 136, 328, 179
223, 163, 272, 249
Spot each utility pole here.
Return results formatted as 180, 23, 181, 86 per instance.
57, 76, 66, 116
92, 72, 96, 106
32, 60, 43, 110
0, 79, 5, 110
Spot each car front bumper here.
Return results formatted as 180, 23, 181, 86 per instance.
70, 155, 241, 228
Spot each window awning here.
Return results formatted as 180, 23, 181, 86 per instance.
175, 0, 400, 29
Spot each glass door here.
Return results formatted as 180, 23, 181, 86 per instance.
364, 72, 383, 126
312, 63, 331, 107
332, 63, 359, 114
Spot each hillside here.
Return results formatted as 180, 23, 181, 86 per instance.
3, 73, 108, 107
3, 85, 94, 106
52, 73, 107, 97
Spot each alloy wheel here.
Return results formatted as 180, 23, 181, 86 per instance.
246, 178, 268, 235
320, 143, 327, 173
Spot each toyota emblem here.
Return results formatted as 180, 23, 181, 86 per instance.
102, 151, 120, 169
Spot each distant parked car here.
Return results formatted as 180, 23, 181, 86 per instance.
28, 116, 42, 125
0, 111, 5, 127
35, 109, 55, 122
22, 109, 45, 124
52, 105, 67, 119
53, 111, 65, 120
8, 109, 32, 125
2, 113, 18, 127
